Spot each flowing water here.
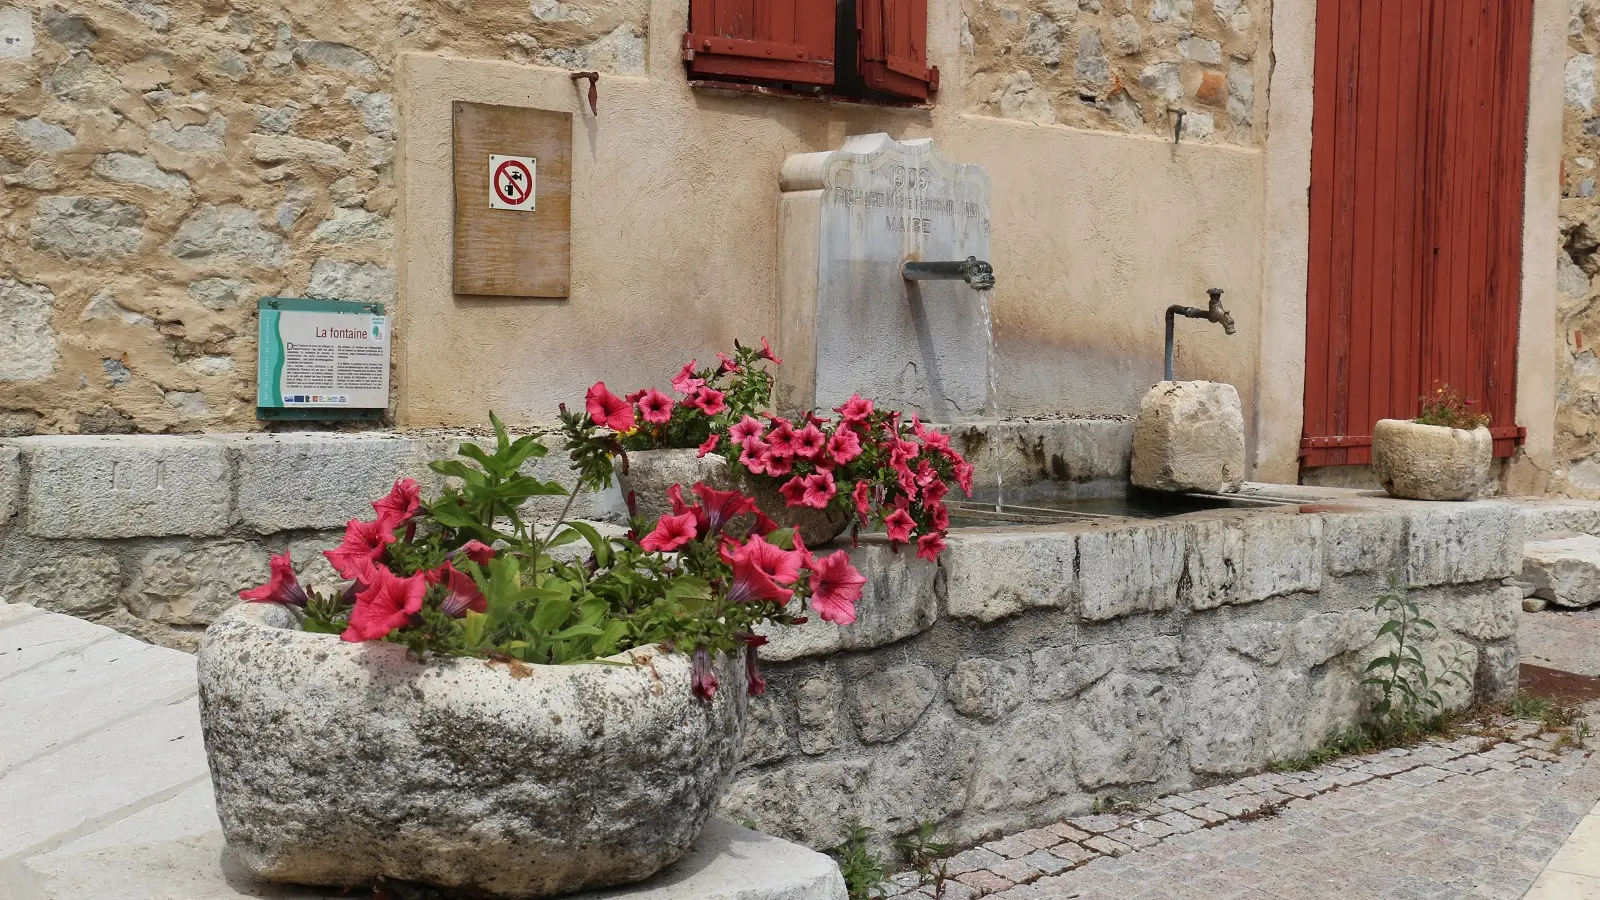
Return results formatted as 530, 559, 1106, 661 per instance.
976, 287, 1004, 512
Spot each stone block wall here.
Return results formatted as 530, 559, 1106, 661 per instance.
723, 498, 1526, 852
0, 0, 647, 436
960, 0, 1266, 144
0, 431, 624, 649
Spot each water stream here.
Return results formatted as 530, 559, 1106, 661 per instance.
977, 287, 1003, 512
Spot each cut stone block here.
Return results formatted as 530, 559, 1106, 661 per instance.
1406, 503, 1525, 587
227, 433, 431, 533
14, 436, 231, 538
0, 444, 18, 536
942, 529, 1076, 622
0, 612, 115, 680
1523, 535, 1600, 608
1129, 381, 1246, 493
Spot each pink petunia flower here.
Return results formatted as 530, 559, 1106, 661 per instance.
585, 382, 637, 431
739, 534, 806, 585
716, 351, 741, 375
761, 449, 794, 477
372, 479, 421, 528
807, 551, 865, 625
341, 566, 428, 642
765, 419, 797, 458
692, 482, 760, 535
739, 436, 771, 475
792, 423, 827, 460
801, 470, 837, 509
954, 460, 975, 497
697, 434, 720, 458
852, 480, 872, 522
835, 394, 874, 427
729, 415, 766, 445
757, 336, 782, 365
722, 539, 796, 605
692, 647, 719, 700
624, 389, 647, 405
916, 531, 948, 562
884, 508, 916, 545
827, 427, 862, 466
456, 540, 495, 566
931, 503, 950, 531
744, 642, 767, 696
427, 561, 487, 617
778, 475, 808, 508
640, 511, 699, 552
685, 387, 727, 416
922, 478, 948, 506
638, 389, 674, 425
239, 551, 309, 606
672, 360, 704, 395
325, 517, 397, 582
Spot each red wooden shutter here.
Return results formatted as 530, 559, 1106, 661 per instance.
1300, 0, 1531, 467
857, 0, 938, 100
684, 0, 835, 87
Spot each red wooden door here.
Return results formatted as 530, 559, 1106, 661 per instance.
1301, 0, 1533, 468
684, 0, 836, 86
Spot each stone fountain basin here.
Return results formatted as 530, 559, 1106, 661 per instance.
727, 485, 1528, 851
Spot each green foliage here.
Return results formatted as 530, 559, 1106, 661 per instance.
1362, 574, 1473, 740
830, 823, 888, 900
1415, 383, 1491, 429
894, 821, 952, 899
1270, 726, 1375, 772
298, 413, 819, 669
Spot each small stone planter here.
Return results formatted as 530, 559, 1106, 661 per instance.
198, 603, 747, 899
1370, 419, 1493, 501
621, 449, 851, 546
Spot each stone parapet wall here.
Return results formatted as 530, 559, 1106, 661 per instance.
723, 496, 1529, 852
0, 431, 624, 649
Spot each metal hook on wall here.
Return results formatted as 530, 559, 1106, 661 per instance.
1172, 108, 1187, 145
570, 71, 599, 116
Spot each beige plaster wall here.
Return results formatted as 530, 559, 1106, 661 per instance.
397, 0, 1270, 455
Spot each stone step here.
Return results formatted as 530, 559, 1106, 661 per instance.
1523, 534, 1600, 608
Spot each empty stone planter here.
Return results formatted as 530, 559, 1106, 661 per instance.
1371, 419, 1492, 501
197, 603, 748, 899
1130, 381, 1246, 493
620, 449, 851, 546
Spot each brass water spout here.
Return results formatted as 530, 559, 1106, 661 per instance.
902, 257, 996, 291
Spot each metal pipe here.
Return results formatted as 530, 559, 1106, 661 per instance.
1164, 288, 1236, 380
902, 256, 996, 291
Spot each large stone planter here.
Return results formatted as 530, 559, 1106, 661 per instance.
197, 603, 748, 899
620, 449, 851, 546
1371, 419, 1492, 501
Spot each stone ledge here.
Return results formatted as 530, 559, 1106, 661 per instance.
12, 436, 231, 539
222, 433, 435, 533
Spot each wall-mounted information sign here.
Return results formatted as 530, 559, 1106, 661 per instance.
256, 297, 389, 421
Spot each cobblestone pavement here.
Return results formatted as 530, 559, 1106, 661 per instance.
889, 723, 1600, 900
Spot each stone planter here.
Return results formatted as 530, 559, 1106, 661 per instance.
197, 603, 747, 899
1371, 419, 1493, 501
620, 449, 851, 547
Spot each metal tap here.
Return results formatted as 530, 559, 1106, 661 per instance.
1164, 288, 1236, 381
902, 256, 996, 291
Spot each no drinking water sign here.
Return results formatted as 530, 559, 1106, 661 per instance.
488, 154, 537, 211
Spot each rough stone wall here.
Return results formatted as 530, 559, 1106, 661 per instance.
724, 500, 1526, 853
961, 0, 1267, 145
0, 0, 646, 437
1557, 3, 1600, 493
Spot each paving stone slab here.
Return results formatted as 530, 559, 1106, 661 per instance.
0, 635, 195, 771
0, 613, 116, 680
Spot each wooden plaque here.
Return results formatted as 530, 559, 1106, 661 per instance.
452, 101, 572, 297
